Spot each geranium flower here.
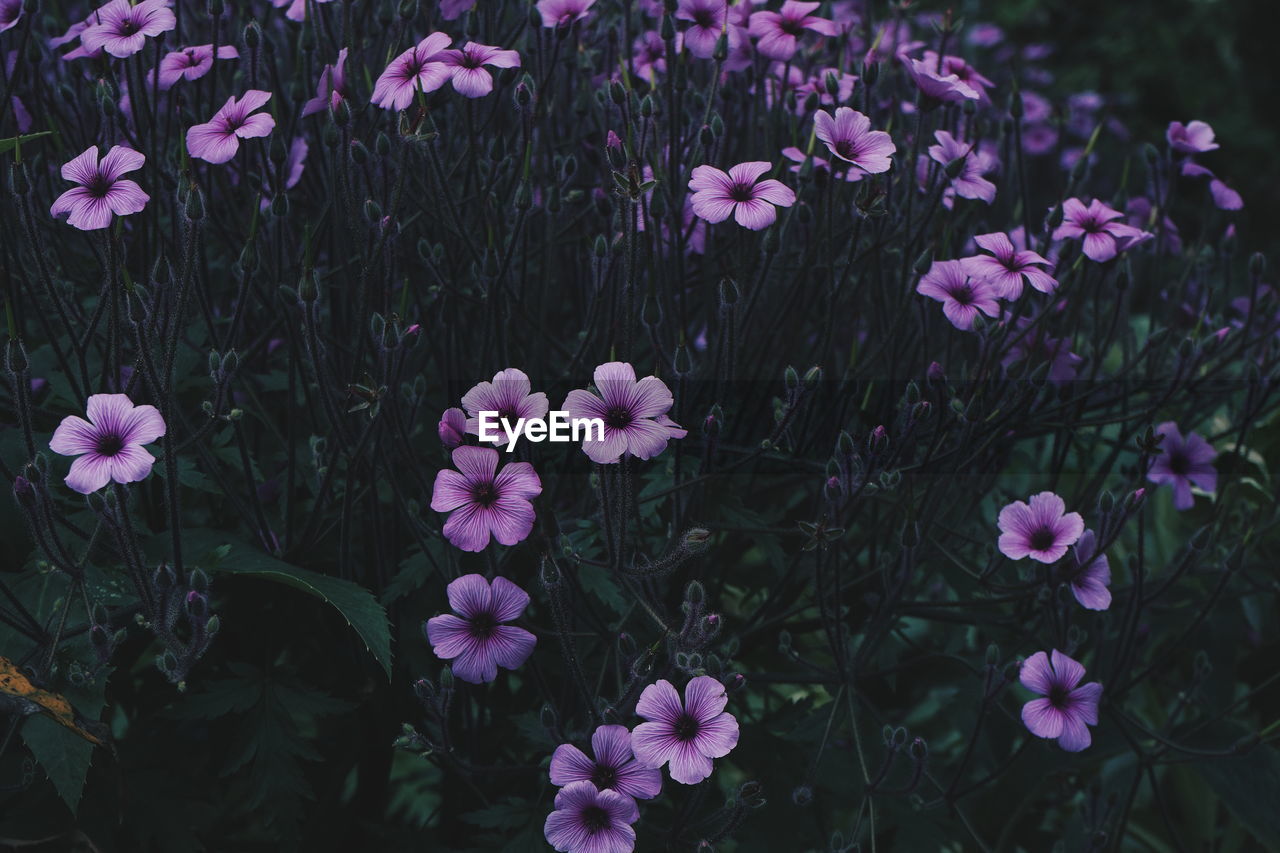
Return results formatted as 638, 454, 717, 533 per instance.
926, 51, 995, 104
997, 491, 1084, 563
424, 574, 536, 683
632, 30, 677, 79
1146, 422, 1217, 511
79, 0, 175, 59
901, 52, 981, 103
687, 161, 796, 230
916, 259, 999, 331
1019, 649, 1102, 752
927, 131, 997, 204
812, 107, 895, 174
748, 1, 835, 61
562, 362, 687, 464
462, 367, 549, 446
1052, 198, 1152, 263
550, 725, 662, 800
156, 44, 238, 89
187, 90, 275, 164
676, 0, 735, 59
431, 446, 542, 551
440, 42, 521, 98
1166, 120, 1219, 154
962, 232, 1057, 299
372, 33, 452, 111
543, 781, 639, 853
1068, 530, 1111, 611
50, 145, 149, 231
438, 407, 467, 449
302, 48, 350, 117
441, 0, 476, 19
631, 676, 739, 785
1000, 314, 1082, 382
537, 0, 596, 27
49, 394, 166, 494
273, 0, 334, 22
780, 146, 862, 182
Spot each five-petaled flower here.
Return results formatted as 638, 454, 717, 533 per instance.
51, 145, 150, 231
997, 491, 1084, 563
543, 780, 639, 853
431, 445, 542, 551
80, 0, 175, 59
928, 131, 997, 205
441, 42, 521, 98
49, 394, 167, 494
630, 676, 739, 785
901, 52, 981, 103
187, 90, 276, 164
562, 362, 687, 464
1146, 422, 1217, 511
550, 725, 663, 801
462, 367, 549, 446
1019, 649, 1102, 752
748, 1, 836, 61
962, 232, 1057, 299
424, 574, 536, 684
1052, 198, 1151, 263
916, 259, 999, 331
676, 0, 735, 59
812, 107, 896, 175
372, 33, 453, 111
157, 44, 238, 89
688, 161, 796, 230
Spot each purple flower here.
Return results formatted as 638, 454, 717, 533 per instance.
156, 44, 238, 89
632, 30, 679, 79
424, 574, 536, 683
676, 0, 734, 59
1019, 649, 1102, 752
440, 0, 476, 19
550, 725, 663, 800
812, 107, 895, 174
537, 0, 596, 27
49, 394, 166, 494
372, 33, 452, 111
916, 260, 999, 331
302, 48, 350, 117
748, 1, 835, 61
927, 131, 997, 205
273, 0, 334, 22
50, 145, 149, 231
543, 781, 639, 853
631, 676, 739, 784
930, 52, 995, 104
1001, 315, 1082, 382
462, 367, 549, 445
438, 407, 467, 449
687, 161, 796, 230
187, 90, 275, 164
441, 42, 521, 98
1147, 422, 1217, 511
1068, 530, 1111, 611
562, 362, 687, 464
962, 232, 1057, 299
780, 146, 862, 183
80, 0, 175, 59
0, 0, 22, 32
431, 446, 542, 551
1210, 178, 1243, 211
997, 491, 1084, 563
259, 136, 308, 211
1053, 198, 1151, 263
901, 52, 981, 103
1166, 120, 1219, 154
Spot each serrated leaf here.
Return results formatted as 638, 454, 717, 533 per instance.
150, 529, 393, 679
21, 714, 94, 813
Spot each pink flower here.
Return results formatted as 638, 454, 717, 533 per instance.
50, 145, 149, 231
372, 33, 453, 111
901, 52, 981, 103
631, 676, 739, 784
302, 48, 349, 117
1052, 198, 1152, 263
440, 0, 476, 19
461, 368, 549, 446
927, 51, 994, 104
425, 574, 536, 683
927, 131, 997, 205
677, 0, 735, 59
812, 107, 895, 174
997, 491, 1084, 563
49, 394, 166, 493
562, 362, 686, 464
748, 1, 835, 60
273, 0, 334, 22
438, 407, 467, 449
687, 161, 796, 230
1019, 650, 1102, 752
961, 232, 1057, 300
1146, 422, 1217, 511
780, 146, 862, 183
187, 90, 275, 164
431, 446, 542, 551
79, 0, 175, 59
1166, 120, 1219, 154
537, 0, 596, 27
441, 42, 521, 98
1068, 530, 1111, 611
916, 259, 999, 331
156, 44, 238, 90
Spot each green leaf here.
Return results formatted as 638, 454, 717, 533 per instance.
461, 797, 534, 830
0, 131, 54, 155
1187, 723, 1280, 848
154, 529, 393, 679
22, 714, 94, 812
